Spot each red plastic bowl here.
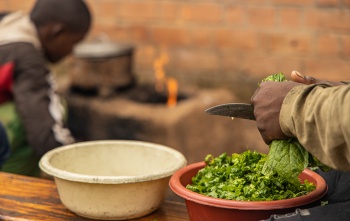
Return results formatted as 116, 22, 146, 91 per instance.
169, 162, 327, 221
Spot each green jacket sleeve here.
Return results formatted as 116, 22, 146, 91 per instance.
280, 83, 350, 171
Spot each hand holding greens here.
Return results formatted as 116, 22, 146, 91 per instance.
260, 73, 332, 180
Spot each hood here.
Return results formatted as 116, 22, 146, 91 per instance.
0, 11, 41, 50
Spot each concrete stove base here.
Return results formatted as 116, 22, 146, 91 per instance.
65, 88, 267, 165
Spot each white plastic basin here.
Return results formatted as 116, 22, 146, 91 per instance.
39, 140, 187, 220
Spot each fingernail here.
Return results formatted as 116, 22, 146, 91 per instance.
293, 70, 304, 79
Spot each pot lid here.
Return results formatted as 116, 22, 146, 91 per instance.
73, 41, 134, 59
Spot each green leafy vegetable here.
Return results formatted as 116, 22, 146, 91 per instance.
260, 72, 287, 84
261, 73, 332, 180
262, 139, 309, 180
186, 151, 316, 201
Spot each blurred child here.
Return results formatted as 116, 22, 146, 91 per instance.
0, 0, 91, 176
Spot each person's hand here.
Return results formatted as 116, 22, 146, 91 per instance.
251, 80, 301, 144
251, 70, 346, 144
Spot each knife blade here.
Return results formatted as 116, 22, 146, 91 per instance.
205, 103, 255, 121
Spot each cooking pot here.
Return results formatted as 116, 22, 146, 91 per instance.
70, 39, 135, 96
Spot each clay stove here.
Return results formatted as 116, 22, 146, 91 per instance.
65, 41, 265, 165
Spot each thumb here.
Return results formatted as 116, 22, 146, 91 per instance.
291, 70, 345, 86
290, 70, 317, 85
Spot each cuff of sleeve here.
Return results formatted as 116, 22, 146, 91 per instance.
279, 86, 304, 137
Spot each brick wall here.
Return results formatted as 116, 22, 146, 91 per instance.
1, 0, 350, 97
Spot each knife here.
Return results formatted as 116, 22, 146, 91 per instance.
205, 103, 255, 121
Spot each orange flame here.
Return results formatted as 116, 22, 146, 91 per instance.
153, 53, 179, 108
153, 54, 168, 92
166, 77, 178, 108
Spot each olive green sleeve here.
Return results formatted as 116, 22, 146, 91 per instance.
280, 84, 350, 171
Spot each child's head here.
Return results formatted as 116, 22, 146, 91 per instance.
30, 0, 92, 63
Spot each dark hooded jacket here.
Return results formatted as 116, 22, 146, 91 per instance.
0, 12, 75, 175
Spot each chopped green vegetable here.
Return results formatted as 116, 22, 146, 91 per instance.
260, 72, 287, 84
261, 73, 332, 180
186, 151, 316, 201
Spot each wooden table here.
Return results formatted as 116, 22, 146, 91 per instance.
0, 172, 189, 221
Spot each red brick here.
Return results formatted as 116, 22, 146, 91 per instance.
134, 44, 158, 72
344, 0, 350, 6
340, 35, 350, 56
221, 53, 280, 79
172, 49, 220, 73
189, 28, 215, 48
89, 25, 130, 43
272, 0, 314, 6
77, 0, 115, 27
117, 2, 158, 22
0, 1, 6, 10
316, 34, 339, 56
272, 57, 303, 77
247, 7, 276, 27
99, 25, 150, 43
6, 0, 34, 11
159, 2, 181, 22
303, 59, 350, 81
305, 9, 350, 32
85, 0, 100, 19
214, 28, 259, 51
179, 3, 224, 24
128, 26, 151, 43
316, 0, 340, 7
259, 32, 312, 55
151, 27, 191, 46
225, 6, 245, 25
235, 0, 271, 5
279, 8, 302, 28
